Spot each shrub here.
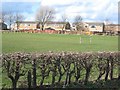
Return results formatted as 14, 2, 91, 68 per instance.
2, 51, 120, 88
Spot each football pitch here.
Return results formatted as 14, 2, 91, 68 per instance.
2, 32, 119, 53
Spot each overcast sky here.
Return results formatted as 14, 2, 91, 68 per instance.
1, 0, 119, 23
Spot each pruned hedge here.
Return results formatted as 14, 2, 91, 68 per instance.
2, 51, 120, 89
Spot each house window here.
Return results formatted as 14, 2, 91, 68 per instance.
91, 25, 96, 28
73, 25, 75, 27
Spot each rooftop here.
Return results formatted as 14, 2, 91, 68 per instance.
85, 22, 104, 25
16, 21, 67, 24
105, 24, 120, 26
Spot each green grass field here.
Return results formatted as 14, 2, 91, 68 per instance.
2, 33, 118, 53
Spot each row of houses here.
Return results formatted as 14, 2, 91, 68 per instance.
1, 19, 120, 35
11, 21, 68, 31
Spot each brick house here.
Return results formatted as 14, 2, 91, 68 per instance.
104, 24, 120, 35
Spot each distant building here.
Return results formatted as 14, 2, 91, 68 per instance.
45, 21, 67, 30
71, 23, 77, 31
104, 24, 120, 35
72, 22, 104, 33
11, 20, 119, 35
12, 21, 70, 31
0, 19, 7, 30
84, 22, 104, 33
11, 21, 37, 30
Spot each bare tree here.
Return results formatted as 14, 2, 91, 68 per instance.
5, 12, 15, 30
61, 14, 68, 31
14, 13, 24, 30
1, 11, 7, 23
36, 6, 55, 30
74, 15, 84, 31
74, 15, 82, 24
4, 12, 24, 30
80, 53, 94, 85
104, 18, 112, 25
2, 53, 28, 89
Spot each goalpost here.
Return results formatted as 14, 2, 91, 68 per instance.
80, 37, 82, 44
89, 35, 92, 44
79, 31, 93, 44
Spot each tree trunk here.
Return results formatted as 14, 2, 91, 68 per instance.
40, 76, 45, 86
68, 73, 72, 84
11, 78, 19, 90
16, 22, 18, 30
97, 71, 105, 80
105, 60, 110, 81
75, 68, 80, 82
105, 70, 109, 81
51, 72, 56, 86
9, 23, 11, 30
58, 75, 62, 83
32, 60, 36, 88
42, 24, 44, 31
62, 24, 64, 31
84, 68, 90, 85
110, 59, 114, 80
27, 70, 31, 88
12, 81, 17, 90
58, 66, 64, 83
65, 72, 69, 85
118, 65, 120, 80
118, 75, 120, 80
